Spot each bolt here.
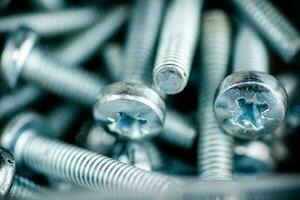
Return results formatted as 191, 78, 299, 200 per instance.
94, 0, 166, 140
114, 141, 163, 172
0, 27, 106, 107
0, 148, 44, 199
0, 7, 101, 37
230, 0, 300, 64
214, 25, 288, 140
46, 103, 80, 138
234, 141, 275, 175
197, 10, 234, 180
101, 39, 197, 148
52, 6, 129, 66
1, 112, 178, 194
152, 0, 202, 95
29, 0, 66, 11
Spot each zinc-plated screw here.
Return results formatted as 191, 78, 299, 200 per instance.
0, 112, 178, 194
29, 0, 66, 11
114, 141, 163, 172
197, 10, 234, 180
0, 7, 101, 37
152, 0, 202, 95
234, 141, 275, 175
214, 25, 288, 140
230, 0, 300, 64
0, 148, 44, 200
94, 0, 166, 140
101, 39, 197, 148
0, 27, 106, 107
52, 6, 129, 66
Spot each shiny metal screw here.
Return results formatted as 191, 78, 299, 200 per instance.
214, 25, 288, 140
0, 7, 101, 37
29, 0, 66, 11
0, 148, 44, 200
0, 27, 106, 107
197, 10, 234, 180
94, 0, 165, 140
101, 41, 197, 149
230, 0, 300, 64
153, 0, 202, 95
52, 6, 129, 66
0, 112, 177, 194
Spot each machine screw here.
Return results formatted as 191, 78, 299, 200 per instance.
1, 27, 106, 107
94, 0, 166, 140
153, 0, 202, 95
230, 0, 300, 64
0, 148, 44, 200
29, 0, 66, 11
53, 6, 128, 66
0, 7, 101, 37
214, 25, 288, 140
102, 43, 123, 82
234, 141, 275, 175
197, 10, 233, 180
0, 112, 177, 194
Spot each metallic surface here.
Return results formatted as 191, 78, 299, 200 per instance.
0, 148, 15, 199
153, 0, 202, 94
230, 0, 300, 63
94, 0, 165, 140
214, 26, 288, 140
198, 10, 233, 180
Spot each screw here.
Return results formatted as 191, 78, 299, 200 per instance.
234, 141, 275, 175
52, 6, 129, 66
197, 10, 234, 180
0, 148, 44, 200
46, 103, 80, 138
230, 0, 300, 64
214, 25, 288, 140
101, 40, 197, 148
1, 27, 106, 107
28, 0, 66, 11
94, 0, 166, 140
152, 0, 202, 95
1, 112, 178, 194
0, 7, 101, 37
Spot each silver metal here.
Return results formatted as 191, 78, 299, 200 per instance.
94, 0, 165, 140
0, 7, 101, 37
0, 112, 178, 194
0, 27, 106, 106
0, 148, 44, 200
102, 43, 123, 81
234, 141, 275, 174
153, 0, 202, 94
230, 0, 300, 63
29, 0, 66, 11
214, 26, 288, 140
53, 6, 128, 66
198, 10, 233, 180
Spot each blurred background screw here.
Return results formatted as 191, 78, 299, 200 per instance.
198, 10, 233, 180
230, 0, 300, 64
153, 0, 202, 95
214, 25, 288, 140
94, 0, 165, 140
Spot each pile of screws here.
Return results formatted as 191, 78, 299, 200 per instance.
0, 0, 299, 199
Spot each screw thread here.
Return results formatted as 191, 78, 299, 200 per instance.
22, 48, 105, 106
159, 110, 196, 150
18, 132, 176, 193
153, 0, 202, 94
7, 175, 44, 200
54, 6, 128, 66
233, 25, 269, 73
198, 10, 233, 180
231, 0, 300, 63
0, 86, 42, 121
103, 43, 123, 81
122, 0, 164, 84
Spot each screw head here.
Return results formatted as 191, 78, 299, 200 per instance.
0, 112, 48, 158
0, 26, 38, 88
0, 148, 15, 198
214, 71, 288, 140
93, 82, 166, 140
